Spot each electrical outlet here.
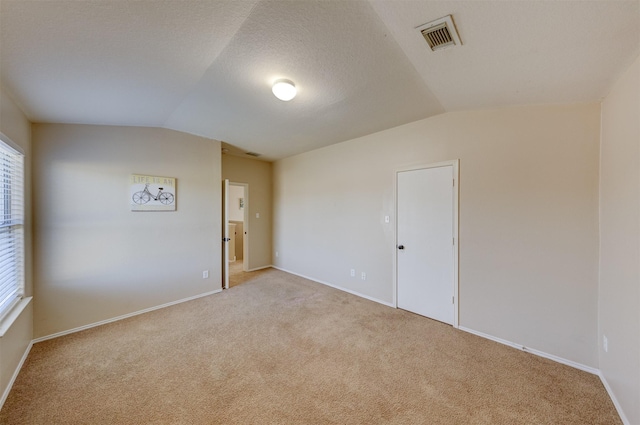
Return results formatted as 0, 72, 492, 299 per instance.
350, 269, 355, 277
603, 335, 608, 353
361, 272, 366, 280
275, 251, 279, 257
202, 270, 209, 279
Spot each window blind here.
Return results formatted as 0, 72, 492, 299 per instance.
0, 139, 24, 318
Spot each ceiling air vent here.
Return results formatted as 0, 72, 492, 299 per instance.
245, 152, 261, 157
417, 15, 461, 51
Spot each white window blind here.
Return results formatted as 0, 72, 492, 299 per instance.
0, 138, 24, 318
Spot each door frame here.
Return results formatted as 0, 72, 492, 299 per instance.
222, 179, 230, 289
229, 182, 250, 272
394, 159, 460, 328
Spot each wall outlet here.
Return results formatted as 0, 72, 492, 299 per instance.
350, 269, 355, 277
603, 335, 608, 353
275, 251, 279, 257
361, 272, 366, 280
202, 270, 209, 279
256, 212, 260, 218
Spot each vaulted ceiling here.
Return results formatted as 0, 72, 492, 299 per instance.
1, 0, 638, 161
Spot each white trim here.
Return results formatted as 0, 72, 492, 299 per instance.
33, 290, 222, 343
452, 160, 459, 328
223, 179, 230, 290
0, 297, 32, 337
458, 326, 599, 375
0, 131, 25, 155
395, 160, 459, 173
598, 371, 630, 425
272, 266, 395, 308
0, 340, 33, 410
394, 159, 460, 328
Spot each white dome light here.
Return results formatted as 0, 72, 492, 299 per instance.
272, 79, 296, 101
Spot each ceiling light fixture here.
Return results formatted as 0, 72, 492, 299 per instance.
272, 79, 296, 101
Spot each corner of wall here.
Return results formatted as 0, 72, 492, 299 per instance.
598, 54, 640, 425
0, 85, 34, 410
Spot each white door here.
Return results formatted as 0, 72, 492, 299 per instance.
222, 179, 230, 289
397, 165, 455, 324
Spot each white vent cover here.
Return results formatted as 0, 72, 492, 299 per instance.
416, 15, 462, 51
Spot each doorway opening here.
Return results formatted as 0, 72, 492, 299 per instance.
226, 182, 249, 288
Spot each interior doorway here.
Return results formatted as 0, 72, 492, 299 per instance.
227, 182, 249, 287
396, 160, 459, 327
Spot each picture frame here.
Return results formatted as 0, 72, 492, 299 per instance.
130, 174, 176, 211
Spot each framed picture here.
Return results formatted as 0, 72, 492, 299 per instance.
130, 174, 176, 211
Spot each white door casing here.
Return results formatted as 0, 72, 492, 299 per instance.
222, 179, 230, 289
396, 161, 459, 326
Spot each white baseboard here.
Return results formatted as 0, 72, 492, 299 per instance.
4, 276, 630, 424
598, 371, 630, 425
452, 326, 630, 423
0, 340, 33, 411
272, 266, 395, 308
458, 326, 599, 375
246, 264, 273, 272
33, 289, 222, 343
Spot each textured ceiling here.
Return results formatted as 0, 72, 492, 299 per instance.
371, 0, 640, 111
1, 0, 638, 161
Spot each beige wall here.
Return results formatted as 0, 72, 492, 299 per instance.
0, 87, 33, 405
230, 221, 244, 260
228, 185, 245, 222
32, 124, 221, 338
273, 103, 600, 368
0, 89, 32, 297
599, 55, 640, 424
222, 155, 272, 270
0, 89, 31, 150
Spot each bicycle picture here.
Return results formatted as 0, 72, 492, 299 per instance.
132, 183, 174, 205
130, 174, 177, 211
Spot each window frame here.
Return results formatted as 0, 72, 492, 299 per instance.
0, 132, 25, 322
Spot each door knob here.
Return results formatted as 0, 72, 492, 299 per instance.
398, 245, 405, 250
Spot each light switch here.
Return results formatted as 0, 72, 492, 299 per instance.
256, 212, 260, 218
384, 215, 390, 223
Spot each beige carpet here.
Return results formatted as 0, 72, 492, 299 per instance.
228, 260, 256, 288
0, 269, 620, 424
